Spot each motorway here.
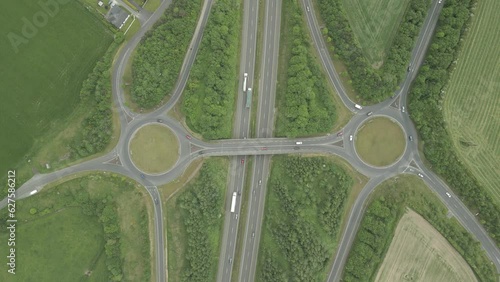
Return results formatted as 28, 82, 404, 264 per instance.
1, 0, 500, 281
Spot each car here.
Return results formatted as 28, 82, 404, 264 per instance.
306, 6, 310, 12
235, 214, 238, 219
241, 159, 245, 164
259, 180, 262, 185
446, 192, 451, 198
438, 0, 442, 3
337, 131, 343, 137
261, 147, 267, 150
186, 135, 192, 140
229, 258, 233, 264
409, 135, 413, 141
157, 119, 163, 123
296, 141, 303, 145
349, 135, 353, 141
29, 189, 38, 195
367, 111, 373, 116
140, 173, 145, 179
252, 232, 255, 238
402, 106, 405, 113
418, 173, 423, 178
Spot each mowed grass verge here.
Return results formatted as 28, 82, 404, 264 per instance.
443, 0, 500, 205
0, 1, 112, 186
355, 117, 405, 166
342, 0, 410, 66
375, 209, 477, 282
0, 173, 153, 281
166, 158, 228, 281
130, 124, 179, 174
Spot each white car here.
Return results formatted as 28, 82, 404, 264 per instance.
235, 214, 238, 219
446, 192, 451, 198
29, 189, 38, 195
307, 6, 310, 12
349, 135, 353, 141
438, 0, 442, 3
259, 180, 262, 185
418, 173, 423, 178
402, 106, 405, 113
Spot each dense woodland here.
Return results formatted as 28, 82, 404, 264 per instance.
176, 160, 227, 281
182, 0, 241, 139
131, 0, 202, 108
316, 0, 431, 102
259, 157, 352, 281
71, 35, 124, 158
343, 178, 496, 282
408, 0, 500, 246
276, 0, 336, 137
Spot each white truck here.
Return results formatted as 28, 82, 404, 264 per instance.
230, 192, 237, 213
243, 73, 248, 92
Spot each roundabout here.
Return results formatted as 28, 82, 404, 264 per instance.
354, 116, 406, 167
129, 124, 180, 174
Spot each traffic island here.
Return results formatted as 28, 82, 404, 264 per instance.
354, 117, 405, 167
130, 124, 179, 174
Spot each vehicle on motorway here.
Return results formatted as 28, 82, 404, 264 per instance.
409, 135, 413, 141
140, 173, 145, 179
349, 135, 353, 141
418, 173, 424, 178
354, 104, 363, 110
29, 190, 38, 195
246, 88, 252, 108
446, 192, 451, 198
157, 119, 163, 123
337, 131, 343, 137
402, 106, 405, 112
259, 180, 262, 185
186, 135, 192, 140
243, 73, 248, 92
230, 192, 237, 213
261, 147, 267, 150
235, 213, 238, 219
439, 0, 442, 3
306, 6, 310, 12
252, 231, 255, 238
241, 159, 244, 164
296, 141, 303, 145
229, 258, 233, 264
367, 111, 373, 116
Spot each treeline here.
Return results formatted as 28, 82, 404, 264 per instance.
259, 156, 352, 281
343, 199, 402, 281
316, 0, 431, 102
276, 0, 336, 137
343, 177, 497, 281
182, 0, 241, 139
408, 0, 500, 245
131, 0, 203, 108
71, 35, 124, 158
177, 159, 227, 281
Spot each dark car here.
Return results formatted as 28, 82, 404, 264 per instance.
186, 135, 192, 140
241, 159, 244, 164
157, 119, 163, 123
337, 131, 343, 137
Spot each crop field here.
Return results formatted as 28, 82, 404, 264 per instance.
375, 209, 477, 282
0, 173, 153, 281
443, 0, 500, 205
342, 0, 410, 66
0, 1, 112, 181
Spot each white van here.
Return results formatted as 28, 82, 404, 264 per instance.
295, 141, 302, 145
354, 104, 362, 110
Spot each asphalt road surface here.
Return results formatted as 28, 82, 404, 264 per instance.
1, 0, 500, 281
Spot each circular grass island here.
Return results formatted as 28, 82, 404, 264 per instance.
354, 117, 406, 167
130, 124, 179, 174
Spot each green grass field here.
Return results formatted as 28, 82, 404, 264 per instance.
355, 117, 405, 166
0, 1, 112, 181
130, 124, 179, 174
443, 0, 500, 205
342, 0, 410, 66
0, 173, 152, 281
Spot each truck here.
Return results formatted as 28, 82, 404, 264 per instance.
246, 88, 252, 108
243, 73, 248, 92
354, 104, 362, 110
230, 192, 237, 213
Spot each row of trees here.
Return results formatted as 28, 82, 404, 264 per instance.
344, 177, 497, 282
182, 0, 241, 139
316, 0, 431, 102
71, 35, 124, 158
276, 0, 336, 137
343, 199, 401, 281
131, 0, 203, 108
177, 160, 227, 281
408, 0, 500, 246
259, 156, 352, 281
